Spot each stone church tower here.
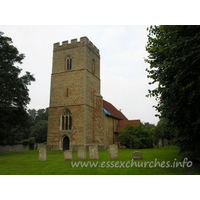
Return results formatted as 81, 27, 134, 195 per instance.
47, 36, 140, 151
46, 37, 105, 150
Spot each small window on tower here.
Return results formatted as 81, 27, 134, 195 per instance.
66, 88, 69, 97
65, 56, 72, 70
92, 59, 95, 74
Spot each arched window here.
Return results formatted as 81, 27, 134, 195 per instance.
65, 56, 72, 70
61, 109, 72, 130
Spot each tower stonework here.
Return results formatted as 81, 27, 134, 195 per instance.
46, 37, 105, 151
46, 36, 140, 151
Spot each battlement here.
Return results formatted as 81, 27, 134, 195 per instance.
53, 36, 99, 55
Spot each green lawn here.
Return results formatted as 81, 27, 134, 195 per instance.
0, 146, 199, 175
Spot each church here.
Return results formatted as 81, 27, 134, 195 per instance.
46, 37, 140, 151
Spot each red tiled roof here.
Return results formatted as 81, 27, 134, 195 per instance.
103, 100, 128, 120
115, 120, 140, 133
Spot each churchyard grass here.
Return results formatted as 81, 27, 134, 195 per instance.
0, 146, 199, 175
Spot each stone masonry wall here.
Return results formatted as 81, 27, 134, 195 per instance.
47, 37, 104, 151
104, 116, 119, 148
47, 105, 85, 150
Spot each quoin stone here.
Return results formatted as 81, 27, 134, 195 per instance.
39, 148, 47, 161
64, 150, 73, 161
77, 146, 87, 160
132, 151, 143, 160
109, 144, 118, 159
89, 145, 99, 160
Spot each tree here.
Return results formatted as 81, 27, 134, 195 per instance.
30, 120, 48, 143
35, 108, 48, 122
0, 31, 35, 144
28, 109, 37, 126
142, 122, 155, 130
145, 25, 200, 160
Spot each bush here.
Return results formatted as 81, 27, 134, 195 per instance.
20, 137, 35, 145
118, 123, 153, 149
133, 138, 142, 149
140, 137, 153, 149
28, 137, 35, 145
14, 141, 20, 145
20, 139, 29, 145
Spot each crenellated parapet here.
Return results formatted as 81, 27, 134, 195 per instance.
53, 36, 99, 55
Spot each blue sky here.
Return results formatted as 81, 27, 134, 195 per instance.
0, 25, 159, 124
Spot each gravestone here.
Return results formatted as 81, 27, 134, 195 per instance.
157, 139, 163, 148
163, 138, 168, 147
109, 144, 118, 159
64, 150, 73, 161
89, 145, 99, 160
39, 148, 46, 161
77, 146, 87, 160
132, 151, 143, 160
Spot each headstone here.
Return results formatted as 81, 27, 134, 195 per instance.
157, 139, 162, 148
109, 144, 118, 159
132, 151, 142, 160
77, 146, 87, 160
89, 145, 99, 160
39, 148, 46, 161
64, 150, 73, 161
163, 138, 168, 147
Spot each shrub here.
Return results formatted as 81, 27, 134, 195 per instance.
133, 138, 142, 149
20, 139, 29, 145
20, 137, 35, 145
118, 123, 153, 149
14, 141, 20, 145
140, 137, 153, 149
28, 137, 35, 145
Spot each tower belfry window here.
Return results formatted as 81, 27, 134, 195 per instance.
65, 56, 72, 70
61, 109, 72, 130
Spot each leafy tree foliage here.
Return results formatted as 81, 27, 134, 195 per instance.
26, 108, 49, 143
27, 108, 48, 143
35, 108, 48, 122
28, 108, 48, 126
28, 109, 37, 126
145, 25, 200, 159
118, 123, 153, 149
0, 31, 35, 144
142, 122, 155, 130
30, 120, 48, 143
